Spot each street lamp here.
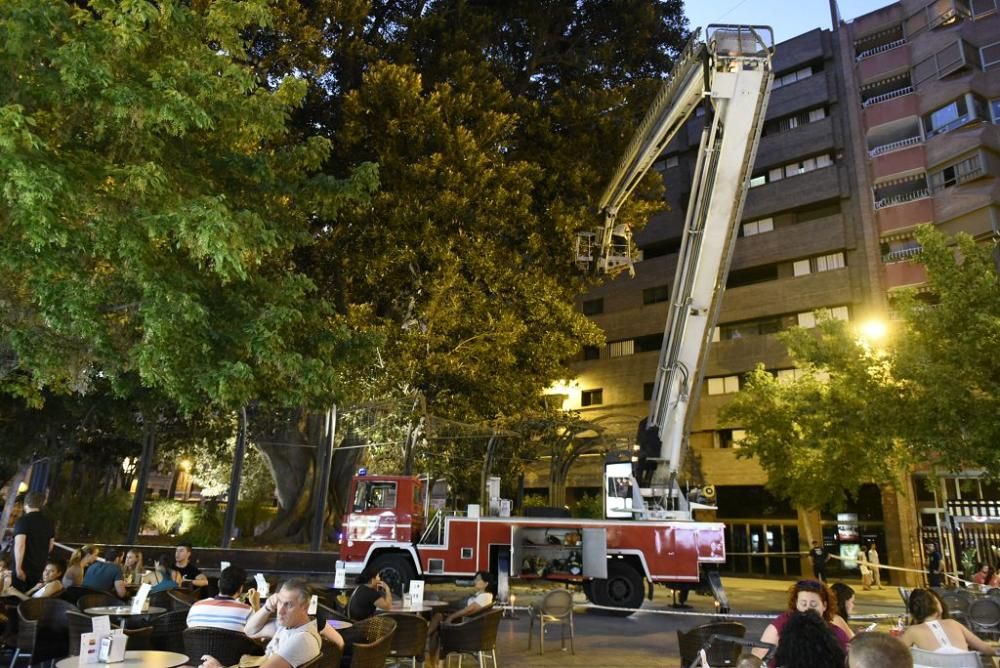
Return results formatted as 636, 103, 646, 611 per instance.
858, 319, 888, 344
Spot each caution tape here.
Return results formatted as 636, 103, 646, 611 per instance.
499, 603, 900, 621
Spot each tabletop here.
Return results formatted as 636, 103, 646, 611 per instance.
56, 650, 188, 668
83, 605, 167, 616
387, 600, 448, 613
326, 618, 353, 630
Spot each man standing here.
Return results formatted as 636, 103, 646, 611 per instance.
174, 542, 209, 588
927, 543, 944, 587
187, 566, 253, 632
82, 548, 128, 598
809, 540, 829, 583
198, 579, 322, 668
11, 491, 54, 592
867, 542, 884, 589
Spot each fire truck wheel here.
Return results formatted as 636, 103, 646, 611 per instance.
371, 553, 416, 596
589, 561, 644, 614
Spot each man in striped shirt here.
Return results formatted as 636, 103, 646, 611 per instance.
187, 565, 253, 632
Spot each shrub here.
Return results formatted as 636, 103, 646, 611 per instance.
51, 490, 132, 542
570, 493, 603, 519
521, 493, 548, 510
145, 499, 196, 536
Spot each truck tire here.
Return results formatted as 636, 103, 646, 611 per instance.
370, 553, 416, 596
589, 561, 644, 615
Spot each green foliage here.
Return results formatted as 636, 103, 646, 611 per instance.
570, 493, 604, 519
51, 490, 133, 542
0, 0, 376, 410
724, 226, 999, 510
180, 504, 223, 547
145, 499, 197, 536
521, 493, 548, 509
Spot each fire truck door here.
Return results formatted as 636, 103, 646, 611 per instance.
582, 528, 608, 578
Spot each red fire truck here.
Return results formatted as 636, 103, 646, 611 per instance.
337, 473, 725, 611
337, 24, 774, 613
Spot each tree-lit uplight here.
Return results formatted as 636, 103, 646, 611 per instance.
858, 320, 887, 343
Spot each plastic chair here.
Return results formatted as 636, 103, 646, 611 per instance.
527, 589, 575, 654
151, 609, 188, 652
384, 612, 429, 667
676, 621, 746, 667
183, 627, 264, 665
76, 592, 125, 612
9, 597, 74, 667
910, 647, 981, 667
439, 608, 502, 667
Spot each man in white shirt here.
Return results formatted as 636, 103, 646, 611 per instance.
198, 579, 321, 668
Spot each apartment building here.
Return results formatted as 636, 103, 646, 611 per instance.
527, 0, 1000, 583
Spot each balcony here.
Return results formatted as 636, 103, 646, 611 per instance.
869, 135, 922, 157
863, 92, 919, 130
882, 245, 923, 263
884, 260, 928, 289
862, 83, 913, 108
871, 144, 927, 181
876, 197, 934, 234
858, 43, 911, 84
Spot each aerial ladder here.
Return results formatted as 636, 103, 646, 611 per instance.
578, 25, 774, 520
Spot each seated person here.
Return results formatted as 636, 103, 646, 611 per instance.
754, 579, 849, 665
187, 566, 253, 632
345, 568, 393, 620
123, 549, 144, 586
0, 554, 12, 592
426, 571, 494, 667
82, 548, 127, 598
848, 632, 913, 668
899, 588, 997, 657
145, 553, 180, 594
771, 611, 845, 668
63, 544, 99, 587
199, 579, 322, 668
2, 558, 65, 600
173, 542, 209, 588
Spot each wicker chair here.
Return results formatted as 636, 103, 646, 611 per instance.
150, 609, 188, 653
352, 615, 398, 643
67, 609, 97, 655
527, 589, 575, 655
124, 625, 153, 650
183, 627, 265, 666
384, 612, 429, 667
318, 638, 345, 667
349, 624, 396, 668
77, 592, 125, 612
167, 589, 198, 610
439, 608, 502, 668
676, 621, 746, 667
10, 597, 74, 667
60, 585, 106, 605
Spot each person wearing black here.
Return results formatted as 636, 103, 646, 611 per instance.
809, 541, 829, 583
11, 491, 54, 592
346, 567, 392, 620
173, 542, 208, 587
927, 543, 944, 587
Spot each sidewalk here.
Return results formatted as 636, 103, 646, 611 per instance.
476, 577, 906, 667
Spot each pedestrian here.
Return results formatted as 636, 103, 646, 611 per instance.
809, 541, 829, 583
10, 491, 54, 593
926, 544, 944, 587
858, 547, 872, 590
867, 542, 883, 589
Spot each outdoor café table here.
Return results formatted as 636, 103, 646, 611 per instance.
386, 601, 448, 614
84, 605, 167, 617
325, 618, 353, 630
55, 650, 189, 668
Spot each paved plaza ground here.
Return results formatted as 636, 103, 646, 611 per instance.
457, 576, 906, 667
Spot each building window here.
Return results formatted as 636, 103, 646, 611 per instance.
634, 333, 664, 353
815, 252, 846, 272
922, 94, 987, 137
913, 39, 979, 87
776, 368, 807, 384
581, 389, 603, 407
665, 155, 679, 168
707, 375, 740, 395
582, 298, 604, 315
793, 259, 811, 277
642, 284, 670, 304
582, 345, 601, 361
749, 174, 766, 188
971, 0, 997, 18
983, 41, 1000, 69
772, 66, 814, 90
797, 311, 817, 328
929, 153, 985, 191
716, 429, 747, 449
743, 218, 774, 237
608, 339, 635, 358
643, 382, 655, 401
992, 98, 1000, 123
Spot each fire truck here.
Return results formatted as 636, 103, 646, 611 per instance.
336, 24, 774, 612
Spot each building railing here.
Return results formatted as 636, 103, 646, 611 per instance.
869, 135, 923, 156
862, 85, 914, 108
874, 187, 930, 209
856, 38, 907, 62
883, 246, 924, 262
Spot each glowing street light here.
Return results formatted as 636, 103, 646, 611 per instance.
858, 319, 888, 343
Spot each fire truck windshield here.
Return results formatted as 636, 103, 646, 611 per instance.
353, 481, 397, 512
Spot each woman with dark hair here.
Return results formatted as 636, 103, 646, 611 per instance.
145, 554, 179, 594
900, 588, 997, 658
772, 611, 846, 668
346, 566, 393, 620
754, 579, 849, 664
829, 582, 856, 639
426, 571, 494, 667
